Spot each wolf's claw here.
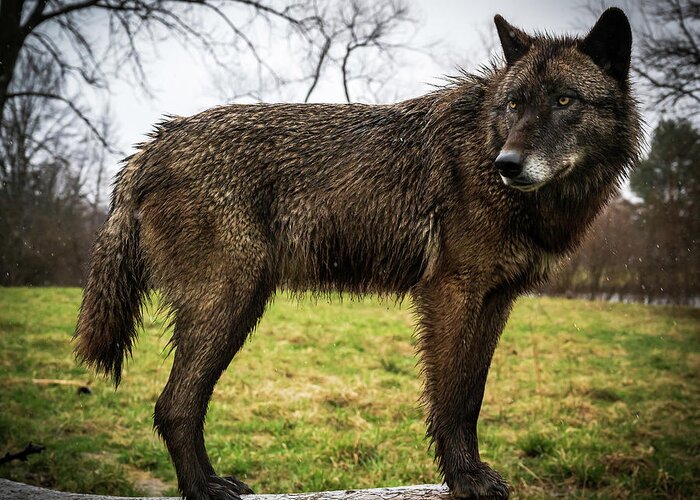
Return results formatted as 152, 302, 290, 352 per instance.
220, 475, 255, 495
447, 462, 510, 499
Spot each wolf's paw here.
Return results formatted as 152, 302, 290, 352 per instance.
220, 475, 255, 495
201, 474, 256, 499
185, 475, 248, 500
447, 463, 510, 499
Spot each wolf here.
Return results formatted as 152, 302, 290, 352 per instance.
74, 7, 640, 499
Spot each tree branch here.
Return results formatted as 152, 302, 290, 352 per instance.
31, 0, 100, 29
5, 91, 120, 153
304, 36, 331, 102
21, 0, 50, 33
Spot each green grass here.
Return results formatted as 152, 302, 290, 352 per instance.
0, 288, 698, 498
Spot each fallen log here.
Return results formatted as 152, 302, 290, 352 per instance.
0, 479, 451, 500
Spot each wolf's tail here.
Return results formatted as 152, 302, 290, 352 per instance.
74, 191, 147, 387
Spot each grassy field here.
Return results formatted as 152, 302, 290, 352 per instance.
0, 288, 698, 499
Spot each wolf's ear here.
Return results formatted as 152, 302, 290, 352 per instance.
494, 15, 532, 65
581, 8, 632, 83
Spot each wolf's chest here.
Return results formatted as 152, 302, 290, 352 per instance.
489, 239, 562, 289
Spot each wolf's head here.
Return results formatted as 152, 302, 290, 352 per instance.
489, 8, 638, 192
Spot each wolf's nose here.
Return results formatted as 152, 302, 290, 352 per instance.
495, 150, 523, 178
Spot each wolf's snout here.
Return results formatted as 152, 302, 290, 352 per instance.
495, 150, 523, 179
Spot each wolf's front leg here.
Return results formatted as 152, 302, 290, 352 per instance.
414, 279, 515, 499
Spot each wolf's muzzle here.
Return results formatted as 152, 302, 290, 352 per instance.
495, 150, 523, 179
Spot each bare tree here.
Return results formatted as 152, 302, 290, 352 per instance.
1, 0, 420, 150
635, 0, 700, 112
211, 0, 425, 104
580, 0, 698, 114
304, 0, 414, 103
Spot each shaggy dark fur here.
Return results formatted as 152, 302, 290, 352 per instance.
74, 8, 641, 499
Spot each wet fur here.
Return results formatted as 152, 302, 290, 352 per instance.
74, 9, 641, 499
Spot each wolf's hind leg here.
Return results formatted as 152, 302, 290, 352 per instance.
154, 269, 272, 500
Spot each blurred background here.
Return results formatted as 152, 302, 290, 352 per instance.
0, 0, 698, 305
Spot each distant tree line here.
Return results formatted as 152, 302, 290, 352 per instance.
0, 56, 108, 285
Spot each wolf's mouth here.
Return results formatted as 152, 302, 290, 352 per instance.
501, 159, 577, 192
501, 176, 545, 192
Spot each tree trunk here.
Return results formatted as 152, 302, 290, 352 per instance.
0, 479, 452, 500
0, 0, 25, 118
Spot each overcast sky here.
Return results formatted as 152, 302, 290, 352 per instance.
106, 0, 635, 155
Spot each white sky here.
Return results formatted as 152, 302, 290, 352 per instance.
104, 0, 637, 157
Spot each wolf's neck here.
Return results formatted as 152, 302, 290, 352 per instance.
525, 170, 622, 255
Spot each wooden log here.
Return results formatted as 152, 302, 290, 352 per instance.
0, 479, 452, 500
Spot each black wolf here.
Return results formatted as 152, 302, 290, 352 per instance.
74, 8, 640, 499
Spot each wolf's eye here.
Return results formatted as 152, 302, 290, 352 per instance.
507, 100, 518, 111
557, 96, 572, 107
